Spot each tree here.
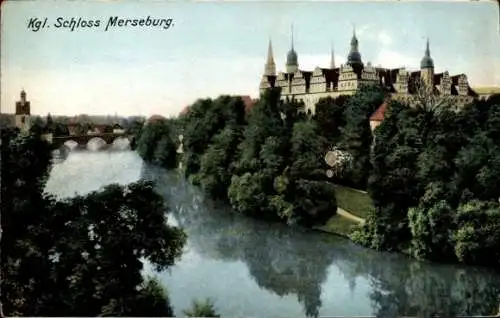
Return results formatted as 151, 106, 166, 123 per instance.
228, 172, 274, 219
30, 116, 45, 135
284, 120, 337, 226
198, 127, 243, 199
339, 84, 385, 188
452, 200, 500, 267
409, 78, 456, 114
235, 88, 286, 174
313, 95, 347, 141
182, 96, 246, 177
153, 135, 177, 169
137, 119, 174, 163
353, 86, 500, 269
352, 101, 430, 251
183, 298, 220, 317
228, 90, 337, 227
1, 129, 187, 316
408, 183, 456, 261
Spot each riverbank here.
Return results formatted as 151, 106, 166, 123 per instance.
313, 184, 370, 238
45, 150, 500, 317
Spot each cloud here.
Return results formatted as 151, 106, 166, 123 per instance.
378, 30, 393, 46
356, 24, 393, 48
373, 49, 419, 69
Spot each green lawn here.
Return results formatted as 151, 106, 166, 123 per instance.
333, 184, 375, 219
314, 214, 359, 237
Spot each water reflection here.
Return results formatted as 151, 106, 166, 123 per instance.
44, 152, 500, 318
110, 137, 131, 151
87, 137, 107, 151
141, 164, 500, 318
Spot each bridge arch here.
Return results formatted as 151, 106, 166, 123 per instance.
63, 140, 79, 150
51, 132, 132, 150
110, 137, 131, 150
87, 137, 107, 150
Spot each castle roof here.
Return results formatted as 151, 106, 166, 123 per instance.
347, 28, 363, 66
286, 49, 298, 66
370, 102, 388, 122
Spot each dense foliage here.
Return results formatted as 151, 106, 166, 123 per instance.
338, 85, 385, 188
352, 93, 500, 268
0, 128, 187, 316
183, 298, 220, 317
174, 89, 339, 227
136, 118, 178, 169
135, 82, 500, 269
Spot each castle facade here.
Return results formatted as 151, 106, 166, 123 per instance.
259, 29, 478, 114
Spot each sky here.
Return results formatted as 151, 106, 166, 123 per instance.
1, 0, 499, 117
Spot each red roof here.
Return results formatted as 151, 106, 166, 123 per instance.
240, 95, 255, 113
370, 102, 388, 122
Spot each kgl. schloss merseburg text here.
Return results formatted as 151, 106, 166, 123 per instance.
27, 16, 174, 32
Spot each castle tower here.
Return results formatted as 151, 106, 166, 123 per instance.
264, 38, 276, 76
346, 26, 363, 67
330, 42, 336, 69
420, 38, 434, 88
15, 89, 31, 132
286, 24, 299, 74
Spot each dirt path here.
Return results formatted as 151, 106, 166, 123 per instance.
337, 207, 365, 224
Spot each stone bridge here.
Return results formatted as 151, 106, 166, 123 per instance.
49, 132, 134, 149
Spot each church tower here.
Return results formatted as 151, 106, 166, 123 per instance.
264, 38, 276, 76
420, 38, 434, 88
346, 26, 363, 68
15, 89, 31, 133
286, 24, 299, 74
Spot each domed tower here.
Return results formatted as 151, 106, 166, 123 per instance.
346, 26, 363, 68
420, 38, 434, 88
286, 25, 299, 74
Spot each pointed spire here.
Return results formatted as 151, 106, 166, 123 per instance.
350, 24, 359, 48
267, 38, 275, 65
425, 37, 430, 56
286, 24, 298, 72
330, 42, 336, 69
264, 37, 276, 76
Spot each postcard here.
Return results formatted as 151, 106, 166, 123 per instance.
1, 1, 500, 317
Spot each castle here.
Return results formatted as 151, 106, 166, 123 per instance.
259, 28, 478, 114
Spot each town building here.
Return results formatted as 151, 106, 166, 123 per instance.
259, 28, 479, 114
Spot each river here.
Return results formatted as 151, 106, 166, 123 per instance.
44, 150, 500, 318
